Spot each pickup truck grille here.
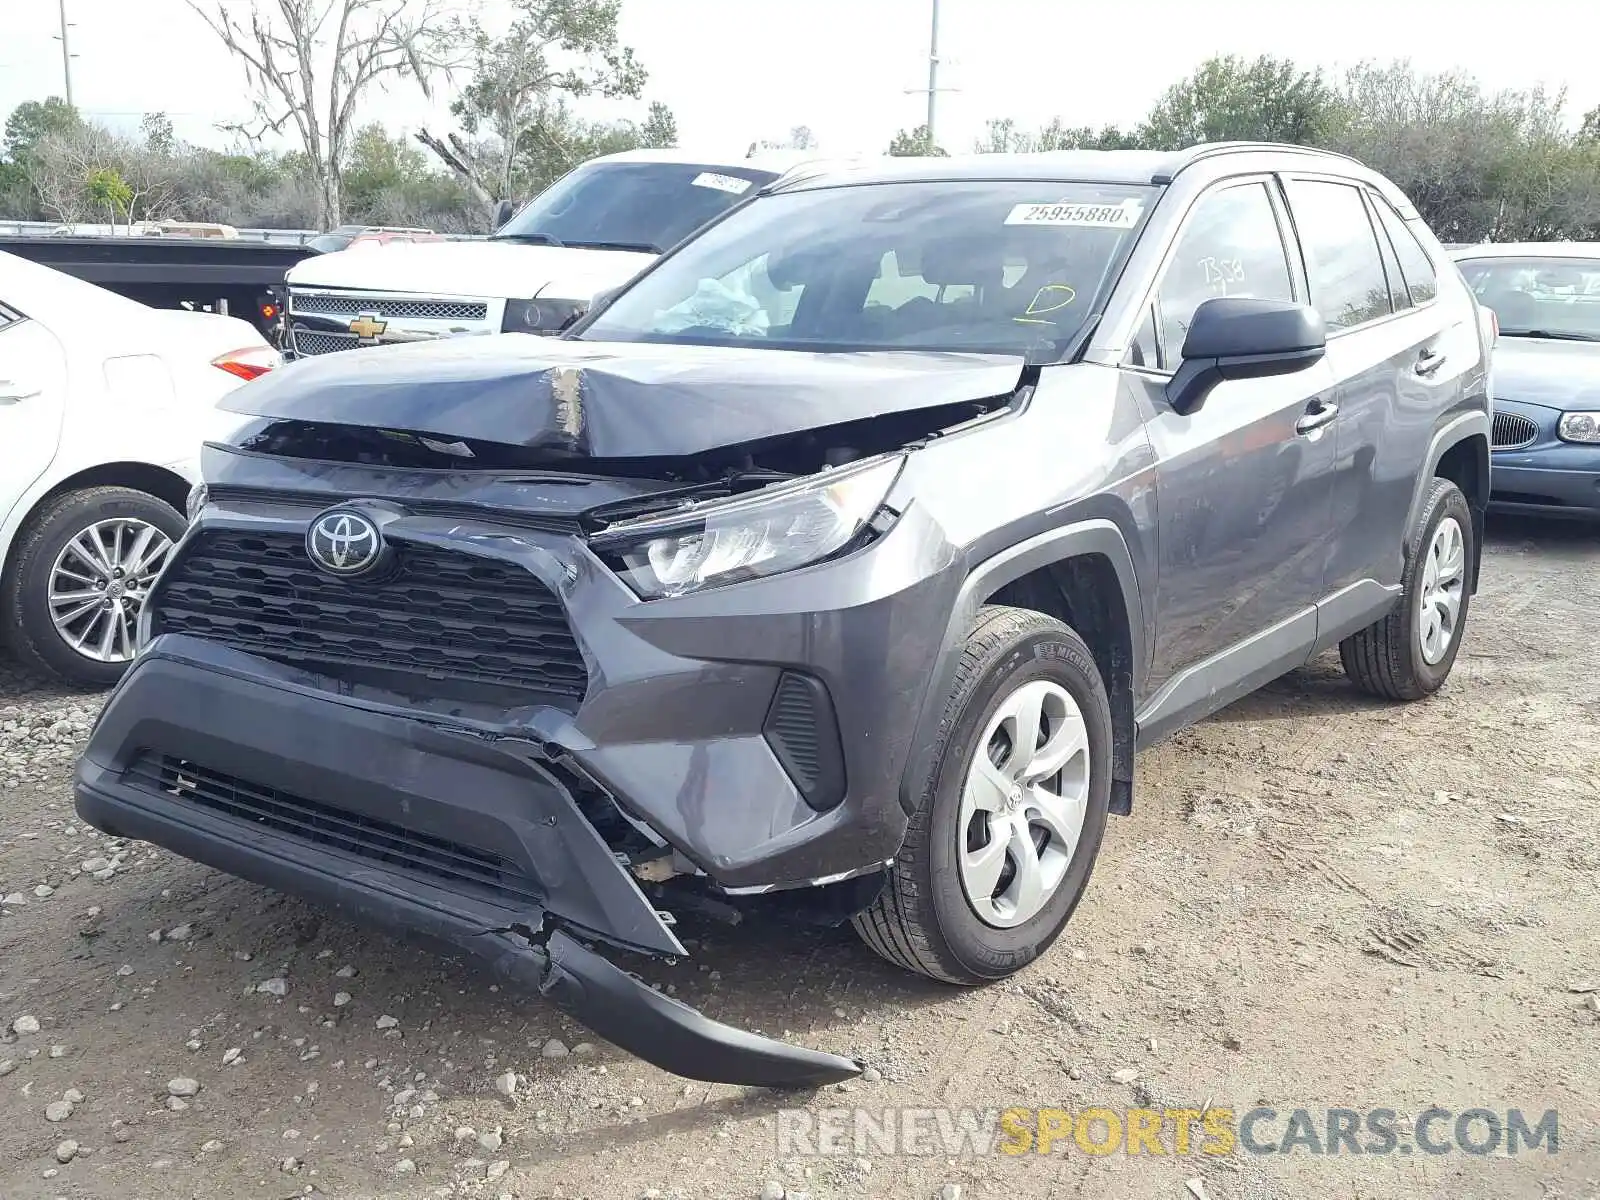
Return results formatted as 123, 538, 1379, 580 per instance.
151, 530, 588, 705
289, 330, 362, 356
291, 293, 489, 322
286, 289, 494, 356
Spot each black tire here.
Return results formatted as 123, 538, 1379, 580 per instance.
1340, 477, 1474, 701
2, 486, 185, 688
852, 605, 1113, 985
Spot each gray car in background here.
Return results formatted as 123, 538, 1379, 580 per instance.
1451, 242, 1600, 519
74, 143, 1491, 1086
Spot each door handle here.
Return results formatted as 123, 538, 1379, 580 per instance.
1295, 399, 1339, 435
1415, 348, 1446, 376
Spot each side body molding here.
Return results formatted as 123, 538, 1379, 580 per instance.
899, 519, 1145, 820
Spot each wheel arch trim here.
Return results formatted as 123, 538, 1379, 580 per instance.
1407, 410, 1490, 590
897, 519, 1145, 821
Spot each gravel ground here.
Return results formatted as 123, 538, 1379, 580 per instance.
1, 516, 1597, 1200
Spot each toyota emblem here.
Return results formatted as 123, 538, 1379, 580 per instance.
306, 509, 385, 576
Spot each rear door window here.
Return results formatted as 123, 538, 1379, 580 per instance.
1284, 179, 1391, 330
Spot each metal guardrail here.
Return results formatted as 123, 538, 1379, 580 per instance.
0, 220, 318, 244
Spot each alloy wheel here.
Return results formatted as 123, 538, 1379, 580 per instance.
46, 518, 173, 664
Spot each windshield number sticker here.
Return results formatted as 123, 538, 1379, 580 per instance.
1005, 199, 1143, 228
692, 172, 754, 195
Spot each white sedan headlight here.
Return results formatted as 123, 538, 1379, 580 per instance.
593, 455, 905, 599
1557, 411, 1600, 444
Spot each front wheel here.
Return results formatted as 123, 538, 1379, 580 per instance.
2, 486, 184, 687
853, 606, 1113, 985
1340, 477, 1474, 701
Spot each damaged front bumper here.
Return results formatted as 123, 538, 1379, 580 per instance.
74, 642, 862, 1088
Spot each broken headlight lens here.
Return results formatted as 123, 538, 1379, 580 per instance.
595, 455, 905, 599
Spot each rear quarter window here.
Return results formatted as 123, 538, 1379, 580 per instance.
1371, 197, 1439, 305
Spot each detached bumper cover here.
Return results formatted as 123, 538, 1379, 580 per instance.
74, 642, 862, 1088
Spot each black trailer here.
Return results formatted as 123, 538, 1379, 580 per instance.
0, 235, 321, 342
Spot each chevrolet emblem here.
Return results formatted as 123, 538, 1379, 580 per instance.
348, 312, 387, 342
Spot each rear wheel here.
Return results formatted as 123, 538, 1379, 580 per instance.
2, 487, 183, 687
853, 606, 1113, 985
1341, 477, 1473, 701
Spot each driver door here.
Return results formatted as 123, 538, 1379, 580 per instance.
1134, 178, 1338, 726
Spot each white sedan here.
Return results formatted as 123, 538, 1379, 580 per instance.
0, 250, 279, 685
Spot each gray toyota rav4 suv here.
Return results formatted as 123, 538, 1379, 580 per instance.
75, 143, 1491, 1087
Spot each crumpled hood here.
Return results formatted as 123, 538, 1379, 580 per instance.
219, 335, 1026, 459
285, 239, 656, 302
1491, 337, 1600, 410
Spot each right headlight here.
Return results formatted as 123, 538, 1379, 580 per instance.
501, 297, 587, 335
1557, 411, 1600, 444
591, 455, 905, 600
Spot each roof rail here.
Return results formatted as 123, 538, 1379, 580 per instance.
1153, 141, 1363, 183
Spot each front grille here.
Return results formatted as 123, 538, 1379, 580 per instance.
124, 752, 539, 906
1492, 411, 1539, 449
153, 530, 588, 704
290, 329, 362, 356
290, 293, 489, 321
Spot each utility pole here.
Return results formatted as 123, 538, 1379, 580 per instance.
56, 0, 75, 108
904, 0, 958, 152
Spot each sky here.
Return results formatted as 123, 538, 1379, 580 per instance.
4, 0, 1600, 160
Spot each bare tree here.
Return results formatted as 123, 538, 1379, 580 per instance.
32, 125, 176, 229
187, 0, 460, 227
418, 0, 644, 206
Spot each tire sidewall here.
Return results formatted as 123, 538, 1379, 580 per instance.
922, 628, 1112, 980
6, 489, 185, 688
1401, 483, 1474, 692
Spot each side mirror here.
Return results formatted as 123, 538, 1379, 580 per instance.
1167, 297, 1326, 416
492, 199, 516, 231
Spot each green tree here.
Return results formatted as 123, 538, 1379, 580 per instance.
141, 112, 176, 156
975, 116, 1143, 153
1138, 55, 1341, 150
85, 167, 134, 222
3, 97, 82, 166
888, 124, 945, 156
419, 0, 646, 207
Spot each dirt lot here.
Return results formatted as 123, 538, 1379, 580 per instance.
1, 517, 1597, 1200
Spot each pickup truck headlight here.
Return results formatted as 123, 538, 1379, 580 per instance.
502, 298, 587, 335
593, 455, 905, 599
1557, 411, 1600, 444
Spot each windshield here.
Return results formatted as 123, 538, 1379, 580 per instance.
578, 179, 1156, 358
1456, 255, 1600, 341
307, 232, 355, 254
494, 161, 780, 254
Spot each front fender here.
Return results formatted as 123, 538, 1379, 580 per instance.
897, 518, 1145, 820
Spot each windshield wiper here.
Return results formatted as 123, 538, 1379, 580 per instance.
492, 231, 565, 247
1501, 328, 1600, 342
562, 238, 664, 255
